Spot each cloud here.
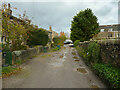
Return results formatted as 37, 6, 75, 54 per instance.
1, 0, 120, 2
6, 1, 119, 34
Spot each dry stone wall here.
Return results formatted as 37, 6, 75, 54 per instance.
78, 40, 120, 67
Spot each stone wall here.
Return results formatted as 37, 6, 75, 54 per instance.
78, 40, 120, 67
12, 46, 47, 64
98, 40, 120, 67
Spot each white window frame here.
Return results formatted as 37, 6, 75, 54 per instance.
100, 29, 104, 32
108, 28, 113, 32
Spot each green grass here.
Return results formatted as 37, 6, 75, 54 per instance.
50, 47, 60, 52
14, 60, 22, 65
2, 66, 22, 78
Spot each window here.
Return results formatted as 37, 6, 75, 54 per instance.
100, 29, 104, 32
117, 33, 120, 37
108, 33, 112, 37
108, 28, 113, 32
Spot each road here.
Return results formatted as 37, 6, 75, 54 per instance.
3, 45, 106, 88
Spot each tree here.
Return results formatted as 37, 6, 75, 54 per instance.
27, 28, 49, 46
70, 8, 99, 42
2, 4, 28, 51
53, 37, 61, 46
53, 35, 67, 46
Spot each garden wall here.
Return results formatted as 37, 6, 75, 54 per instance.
78, 40, 120, 67
12, 46, 48, 64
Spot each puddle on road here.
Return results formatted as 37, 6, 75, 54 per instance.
90, 85, 99, 89
51, 62, 63, 67
55, 53, 59, 54
72, 52, 76, 55
74, 60, 79, 62
77, 68, 87, 74
59, 55, 63, 58
50, 52, 66, 67
73, 56, 78, 59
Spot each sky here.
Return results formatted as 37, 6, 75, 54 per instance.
1, 0, 120, 35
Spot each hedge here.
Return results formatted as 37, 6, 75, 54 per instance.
92, 63, 120, 88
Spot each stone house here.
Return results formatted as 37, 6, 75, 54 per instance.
49, 26, 58, 39
93, 24, 120, 40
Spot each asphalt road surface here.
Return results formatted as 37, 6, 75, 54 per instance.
2, 45, 106, 88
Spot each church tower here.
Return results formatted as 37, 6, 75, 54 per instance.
7, 3, 12, 16
49, 25, 52, 32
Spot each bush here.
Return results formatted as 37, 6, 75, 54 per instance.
87, 42, 100, 64
2, 44, 10, 52
14, 45, 27, 51
53, 37, 61, 46
27, 28, 48, 46
74, 40, 80, 47
14, 60, 22, 65
76, 46, 86, 58
53, 35, 66, 46
76, 41, 100, 64
76, 46, 89, 65
93, 63, 120, 88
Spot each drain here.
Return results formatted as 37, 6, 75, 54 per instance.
73, 56, 78, 59
74, 60, 79, 61
77, 68, 87, 74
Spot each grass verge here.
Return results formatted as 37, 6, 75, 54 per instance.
2, 66, 22, 78
50, 47, 60, 52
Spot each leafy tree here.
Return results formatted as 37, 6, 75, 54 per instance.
27, 28, 49, 46
53, 35, 67, 46
70, 8, 99, 42
74, 40, 80, 47
53, 37, 60, 46
2, 4, 28, 51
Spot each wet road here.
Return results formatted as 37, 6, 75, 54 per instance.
3, 45, 106, 88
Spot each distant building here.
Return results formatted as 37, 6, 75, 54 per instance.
46, 26, 59, 44
49, 26, 58, 39
60, 32, 65, 37
46, 30, 52, 43
93, 24, 120, 40
7, 3, 12, 17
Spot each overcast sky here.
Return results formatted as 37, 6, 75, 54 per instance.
2, 0, 120, 35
